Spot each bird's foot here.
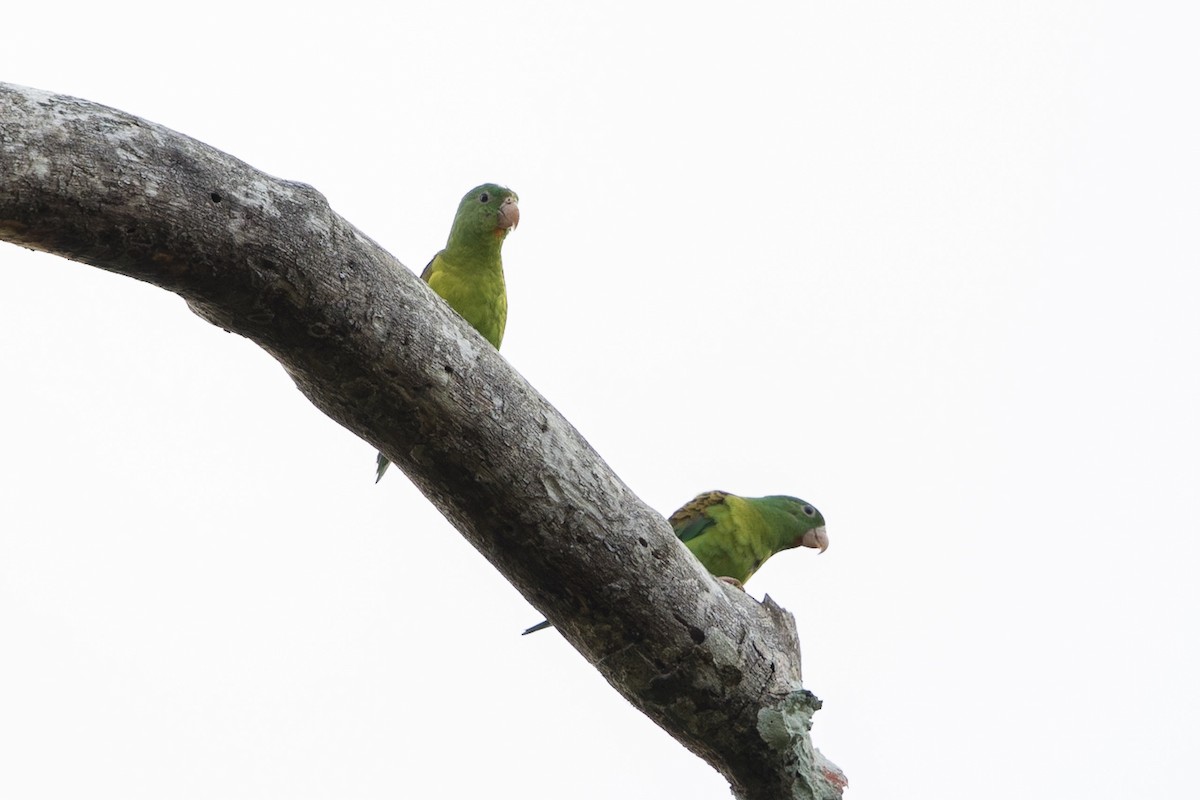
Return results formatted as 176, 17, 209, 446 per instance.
717, 576, 745, 591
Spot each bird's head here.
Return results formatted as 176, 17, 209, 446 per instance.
763, 495, 829, 553
450, 183, 519, 246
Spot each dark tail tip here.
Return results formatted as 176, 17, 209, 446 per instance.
522, 620, 552, 635
375, 452, 390, 483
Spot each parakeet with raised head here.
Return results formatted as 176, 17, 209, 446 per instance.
521, 491, 827, 634
376, 183, 519, 483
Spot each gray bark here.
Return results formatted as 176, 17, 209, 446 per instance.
0, 82, 845, 800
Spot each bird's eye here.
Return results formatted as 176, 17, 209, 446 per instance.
803, 505, 816, 516
479, 192, 490, 203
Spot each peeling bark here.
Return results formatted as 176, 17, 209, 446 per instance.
0, 82, 844, 799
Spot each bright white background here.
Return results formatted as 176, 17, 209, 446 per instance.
2, 2, 1198, 798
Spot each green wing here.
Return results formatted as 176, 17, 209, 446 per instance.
669, 491, 730, 543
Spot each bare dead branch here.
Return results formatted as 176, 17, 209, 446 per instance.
0, 82, 844, 799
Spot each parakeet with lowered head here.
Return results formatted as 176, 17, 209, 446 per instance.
522, 491, 828, 634
376, 183, 519, 482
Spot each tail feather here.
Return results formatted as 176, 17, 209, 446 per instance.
522, 620, 552, 635
375, 452, 391, 483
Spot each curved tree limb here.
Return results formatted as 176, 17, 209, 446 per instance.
0, 82, 845, 800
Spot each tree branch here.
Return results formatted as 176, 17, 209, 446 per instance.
0, 82, 844, 799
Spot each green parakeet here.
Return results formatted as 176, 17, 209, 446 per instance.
376, 183, 519, 482
522, 491, 828, 634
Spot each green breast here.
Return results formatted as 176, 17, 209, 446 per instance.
424, 251, 507, 349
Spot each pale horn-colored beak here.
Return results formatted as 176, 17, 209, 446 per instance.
497, 195, 520, 231
801, 526, 829, 554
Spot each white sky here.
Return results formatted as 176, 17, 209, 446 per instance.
2, 2, 1198, 798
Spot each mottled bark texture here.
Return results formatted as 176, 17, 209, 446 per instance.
0, 83, 845, 800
